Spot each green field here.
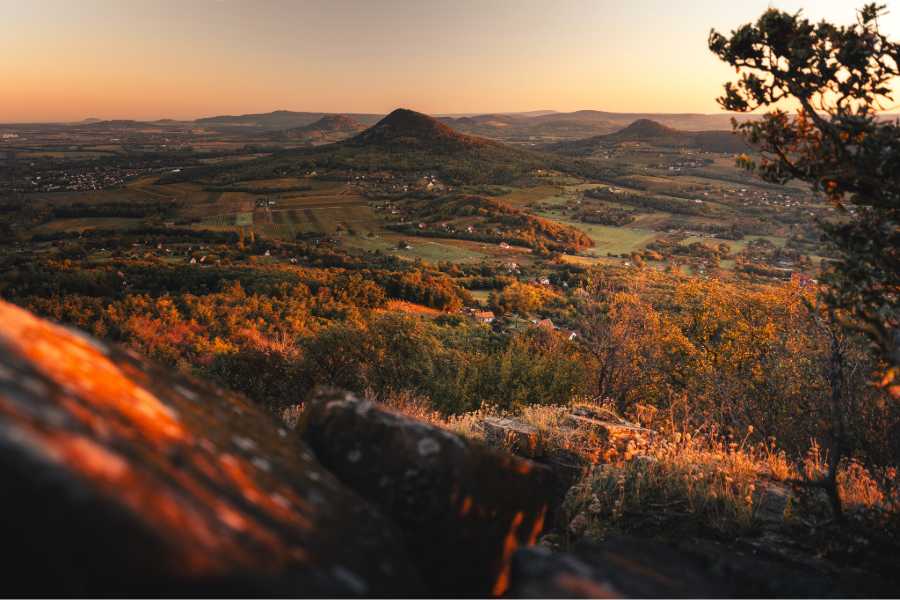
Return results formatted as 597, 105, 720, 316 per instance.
543, 212, 662, 255
200, 212, 253, 227
396, 241, 487, 263
679, 234, 786, 253
31, 217, 139, 232
343, 233, 486, 262
498, 186, 560, 206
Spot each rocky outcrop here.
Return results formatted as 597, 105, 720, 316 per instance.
511, 537, 859, 598
479, 417, 543, 458
296, 388, 552, 598
0, 301, 425, 597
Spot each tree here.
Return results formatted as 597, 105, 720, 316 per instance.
709, 4, 900, 393
710, 3, 900, 541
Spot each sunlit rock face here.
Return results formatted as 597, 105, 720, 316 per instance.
297, 388, 553, 598
0, 301, 425, 597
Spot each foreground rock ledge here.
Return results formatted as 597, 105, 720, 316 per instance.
0, 301, 425, 597
297, 388, 553, 598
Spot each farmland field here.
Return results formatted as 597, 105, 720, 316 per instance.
31, 217, 139, 232
200, 212, 253, 227
397, 242, 487, 263
273, 195, 367, 209
679, 234, 786, 254
497, 186, 559, 206
542, 213, 663, 255
184, 202, 254, 219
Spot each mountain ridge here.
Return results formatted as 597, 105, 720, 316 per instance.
158, 108, 607, 186
536, 119, 750, 156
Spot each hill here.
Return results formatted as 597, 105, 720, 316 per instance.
159, 108, 609, 186
194, 110, 385, 130
263, 115, 369, 140
529, 111, 743, 131
536, 119, 750, 156
80, 120, 155, 130
298, 114, 368, 133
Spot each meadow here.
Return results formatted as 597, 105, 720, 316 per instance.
497, 185, 560, 206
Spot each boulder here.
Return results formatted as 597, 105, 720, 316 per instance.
297, 388, 552, 598
479, 417, 543, 458
0, 301, 425, 597
510, 537, 856, 598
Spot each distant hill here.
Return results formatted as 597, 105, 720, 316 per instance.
79, 118, 102, 124
299, 115, 368, 133
159, 108, 609, 186
194, 110, 385, 130
537, 119, 751, 156
81, 120, 154, 130
263, 115, 369, 140
469, 114, 529, 125
529, 111, 746, 131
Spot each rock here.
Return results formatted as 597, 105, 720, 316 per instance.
541, 452, 592, 530
510, 536, 859, 598
479, 417, 543, 458
297, 388, 552, 598
0, 301, 425, 597
567, 413, 655, 441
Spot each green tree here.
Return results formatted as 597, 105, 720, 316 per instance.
709, 3, 900, 388
710, 2, 900, 535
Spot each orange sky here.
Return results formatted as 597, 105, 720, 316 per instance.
1, 0, 897, 122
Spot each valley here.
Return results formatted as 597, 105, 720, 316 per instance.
1, 108, 836, 280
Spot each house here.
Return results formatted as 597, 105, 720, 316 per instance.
467, 226, 475, 233
474, 311, 495, 324
418, 223, 427, 229
163, 222, 174, 227
499, 242, 510, 249
533, 318, 554, 328
264, 250, 271, 256
538, 276, 550, 285
555, 328, 581, 341
200, 256, 206, 262
791, 272, 816, 288
189, 258, 196, 264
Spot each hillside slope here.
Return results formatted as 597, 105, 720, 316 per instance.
536, 119, 750, 156
194, 110, 385, 129
263, 115, 369, 140
160, 108, 608, 186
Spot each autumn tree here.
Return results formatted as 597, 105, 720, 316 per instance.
710, 2, 900, 533
710, 3, 900, 388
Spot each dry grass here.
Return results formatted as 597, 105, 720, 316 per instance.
325, 391, 899, 553
566, 428, 790, 543
383, 300, 445, 316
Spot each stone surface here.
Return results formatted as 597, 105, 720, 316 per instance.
479, 417, 543, 458
567, 413, 655, 440
511, 536, 861, 598
297, 388, 552, 598
0, 301, 425, 597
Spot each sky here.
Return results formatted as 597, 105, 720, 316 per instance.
1, 0, 897, 122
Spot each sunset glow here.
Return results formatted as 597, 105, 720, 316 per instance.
2, 0, 897, 122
